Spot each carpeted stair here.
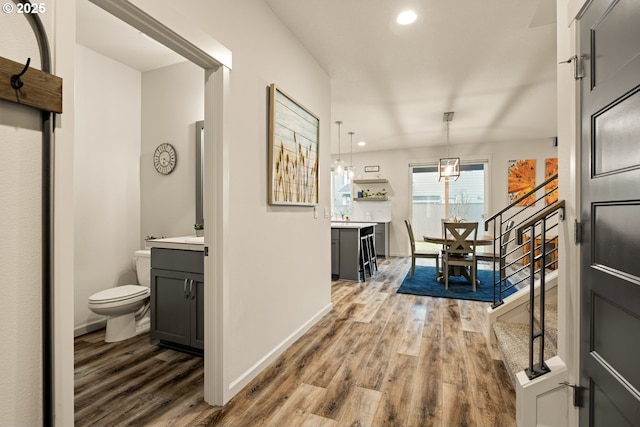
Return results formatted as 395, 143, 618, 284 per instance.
493, 303, 558, 386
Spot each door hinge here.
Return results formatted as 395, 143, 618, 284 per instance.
559, 55, 584, 80
560, 381, 584, 407
574, 219, 583, 245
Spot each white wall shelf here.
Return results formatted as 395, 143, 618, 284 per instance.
353, 196, 388, 201
353, 179, 388, 184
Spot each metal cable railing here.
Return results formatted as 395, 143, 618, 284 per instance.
484, 174, 560, 308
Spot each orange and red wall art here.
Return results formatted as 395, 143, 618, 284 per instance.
508, 159, 536, 206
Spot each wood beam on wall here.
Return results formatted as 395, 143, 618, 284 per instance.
0, 55, 62, 113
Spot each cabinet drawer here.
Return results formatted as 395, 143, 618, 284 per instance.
151, 248, 204, 274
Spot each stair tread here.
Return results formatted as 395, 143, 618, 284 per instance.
527, 302, 558, 349
493, 321, 557, 386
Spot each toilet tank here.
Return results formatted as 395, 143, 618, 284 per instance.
134, 249, 151, 287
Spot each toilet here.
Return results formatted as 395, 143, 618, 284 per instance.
88, 249, 151, 343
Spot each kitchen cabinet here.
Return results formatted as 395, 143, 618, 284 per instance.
374, 222, 390, 257
150, 248, 204, 354
331, 228, 340, 277
330, 222, 376, 281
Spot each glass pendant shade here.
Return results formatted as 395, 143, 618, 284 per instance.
344, 131, 356, 178
332, 120, 344, 175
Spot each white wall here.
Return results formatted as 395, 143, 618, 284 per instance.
184, 0, 333, 397
141, 61, 203, 241
340, 137, 558, 256
74, 44, 142, 334
0, 8, 53, 427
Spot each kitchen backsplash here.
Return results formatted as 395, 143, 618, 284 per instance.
351, 201, 392, 222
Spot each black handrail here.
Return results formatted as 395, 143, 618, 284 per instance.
517, 200, 565, 380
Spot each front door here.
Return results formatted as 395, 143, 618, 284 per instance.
579, 0, 640, 425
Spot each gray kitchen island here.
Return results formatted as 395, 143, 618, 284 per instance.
331, 222, 377, 281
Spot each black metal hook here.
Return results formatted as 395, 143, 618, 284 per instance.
11, 57, 31, 90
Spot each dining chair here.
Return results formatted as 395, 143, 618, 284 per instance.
442, 221, 478, 291
404, 219, 440, 278
476, 220, 515, 265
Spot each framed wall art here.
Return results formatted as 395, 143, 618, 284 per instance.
507, 159, 536, 206
545, 157, 558, 205
268, 84, 319, 206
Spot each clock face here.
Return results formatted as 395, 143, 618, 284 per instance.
153, 143, 177, 175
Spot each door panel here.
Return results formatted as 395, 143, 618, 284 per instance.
580, 0, 640, 426
593, 203, 640, 276
593, 88, 640, 175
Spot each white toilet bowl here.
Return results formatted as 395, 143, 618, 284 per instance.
88, 249, 151, 343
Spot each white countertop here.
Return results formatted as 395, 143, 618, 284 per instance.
145, 235, 205, 251
330, 222, 378, 229
332, 220, 390, 224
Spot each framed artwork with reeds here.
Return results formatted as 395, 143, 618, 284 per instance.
268, 84, 319, 205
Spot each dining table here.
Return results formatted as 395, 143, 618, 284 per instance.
423, 233, 494, 284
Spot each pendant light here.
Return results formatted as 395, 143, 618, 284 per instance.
332, 120, 344, 175
438, 111, 460, 182
344, 131, 356, 178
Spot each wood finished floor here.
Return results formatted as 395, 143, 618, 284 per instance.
75, 256, 516, 427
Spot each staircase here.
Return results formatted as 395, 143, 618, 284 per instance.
493, 302, 558, 386
483, 174, 570, 425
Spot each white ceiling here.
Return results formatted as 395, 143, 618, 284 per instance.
77, 0, 558, 154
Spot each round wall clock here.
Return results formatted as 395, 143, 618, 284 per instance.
153, 143, 177, 175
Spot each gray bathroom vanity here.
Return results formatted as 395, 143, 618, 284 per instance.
146, 236, 205, 355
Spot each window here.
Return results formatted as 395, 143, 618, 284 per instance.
410, 162, 486, 239
331, 171, 352, 219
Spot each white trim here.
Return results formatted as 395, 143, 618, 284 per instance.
203, 64, 230, 405
227, 303, 333, 397
74, 319, 107, 337
90, 0, 231, 70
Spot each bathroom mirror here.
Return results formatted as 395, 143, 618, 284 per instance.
196, 120, 204, 225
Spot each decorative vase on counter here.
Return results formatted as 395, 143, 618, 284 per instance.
196, 229, 204, 237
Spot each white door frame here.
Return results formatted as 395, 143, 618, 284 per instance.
57, 1, 232, 422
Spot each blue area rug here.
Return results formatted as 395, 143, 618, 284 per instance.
397, 265, 516, 302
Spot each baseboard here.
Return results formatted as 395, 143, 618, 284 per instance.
74, 318, 106, 337
227, 302, 333, 397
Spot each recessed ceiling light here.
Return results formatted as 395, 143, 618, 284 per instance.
397, 10, 417, 25
357, 141, 366, 147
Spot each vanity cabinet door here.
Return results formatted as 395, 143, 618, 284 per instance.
191, 276, 205, 350
150, 269, 191, 346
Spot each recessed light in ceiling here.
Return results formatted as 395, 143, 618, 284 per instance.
396, 10, 417, 25
357, 141, 366, 147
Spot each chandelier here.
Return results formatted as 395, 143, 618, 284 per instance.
438, 111, 460, 182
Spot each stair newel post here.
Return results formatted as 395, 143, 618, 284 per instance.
539, 219, 547, 374
527, 223, 536, 376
